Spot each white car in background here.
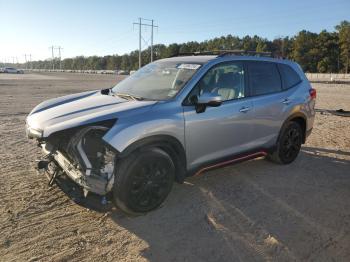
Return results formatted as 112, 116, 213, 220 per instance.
3, 67, 24, 74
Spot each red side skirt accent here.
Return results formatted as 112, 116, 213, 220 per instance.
194, 151, 268, 176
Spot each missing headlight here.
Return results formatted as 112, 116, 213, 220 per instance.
63, 126, 116, 193
26, 125, 43, 139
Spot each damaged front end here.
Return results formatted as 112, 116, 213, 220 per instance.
36, 122, 117, 196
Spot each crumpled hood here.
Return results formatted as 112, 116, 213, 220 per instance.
26, 90, 157, 137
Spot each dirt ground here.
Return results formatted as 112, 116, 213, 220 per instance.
0, 72, 349, 262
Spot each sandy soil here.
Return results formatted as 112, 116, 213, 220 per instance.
0, 73, 349, 262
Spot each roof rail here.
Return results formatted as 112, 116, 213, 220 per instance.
217, 50, 272, 57
171, 50, 273, 58
170, 50, 222, 57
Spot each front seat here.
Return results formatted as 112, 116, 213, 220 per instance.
214, 72, 236, 100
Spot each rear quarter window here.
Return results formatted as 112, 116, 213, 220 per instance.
278, 64, 302, 90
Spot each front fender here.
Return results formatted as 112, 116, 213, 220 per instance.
102, 103, 185, 153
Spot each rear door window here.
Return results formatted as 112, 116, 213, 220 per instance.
277, 64, 302, 90
247, 61, 282, 96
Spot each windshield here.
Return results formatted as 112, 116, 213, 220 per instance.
112, 60, 201, 100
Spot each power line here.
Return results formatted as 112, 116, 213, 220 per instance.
133, 18, 158, 68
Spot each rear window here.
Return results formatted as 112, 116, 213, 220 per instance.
248, 61, 282, 96
278, 64, 302, 90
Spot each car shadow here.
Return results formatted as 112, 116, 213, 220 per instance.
54, 146, 350, 261
53, 174, 115, 213
108, 147, 350, 261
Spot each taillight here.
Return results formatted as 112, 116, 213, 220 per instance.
309, 88, 316, 99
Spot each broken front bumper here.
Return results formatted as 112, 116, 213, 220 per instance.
40, 143, 114, 196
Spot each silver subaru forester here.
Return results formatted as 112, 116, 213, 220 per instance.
26, 52, 316, 214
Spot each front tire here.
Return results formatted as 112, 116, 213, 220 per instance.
268, 121, 303, 164
113, 147, 175, 215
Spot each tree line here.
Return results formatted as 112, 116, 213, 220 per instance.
21, 20, 350, 73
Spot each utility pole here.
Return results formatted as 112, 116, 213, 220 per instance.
56, 46, 63, 70
49, 46, 55, 70
138, 17, 141, 68
29, 54, 32, 69
133, 18, 158, 68
24, 54, 27, 69
151, 19, 154, 62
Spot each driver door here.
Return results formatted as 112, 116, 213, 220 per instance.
183, 61, 255, 169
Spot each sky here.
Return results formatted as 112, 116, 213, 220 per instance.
0, 0, 349, 63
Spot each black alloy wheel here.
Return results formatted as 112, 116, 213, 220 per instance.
268, 121, 303, 164
280, 125, 302, 163
113, 147, 175, 215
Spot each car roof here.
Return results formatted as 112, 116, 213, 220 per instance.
158, 55, 296, 67
157, 55, 217, 64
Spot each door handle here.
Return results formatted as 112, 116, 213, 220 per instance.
282, 98, 291, 105
239, 106, 251, 113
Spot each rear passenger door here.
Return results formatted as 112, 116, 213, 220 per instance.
246, 61, 292, 148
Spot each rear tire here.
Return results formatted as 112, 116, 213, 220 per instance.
113, 147, 175, 215
268, 121, 302, 164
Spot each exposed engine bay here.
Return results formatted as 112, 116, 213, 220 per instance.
40, 126, 116, 196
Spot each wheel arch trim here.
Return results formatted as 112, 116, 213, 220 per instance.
117, 134, 187, 183
280, 112, 307, 143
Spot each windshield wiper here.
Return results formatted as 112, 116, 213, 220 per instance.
114, 92, 144, 101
